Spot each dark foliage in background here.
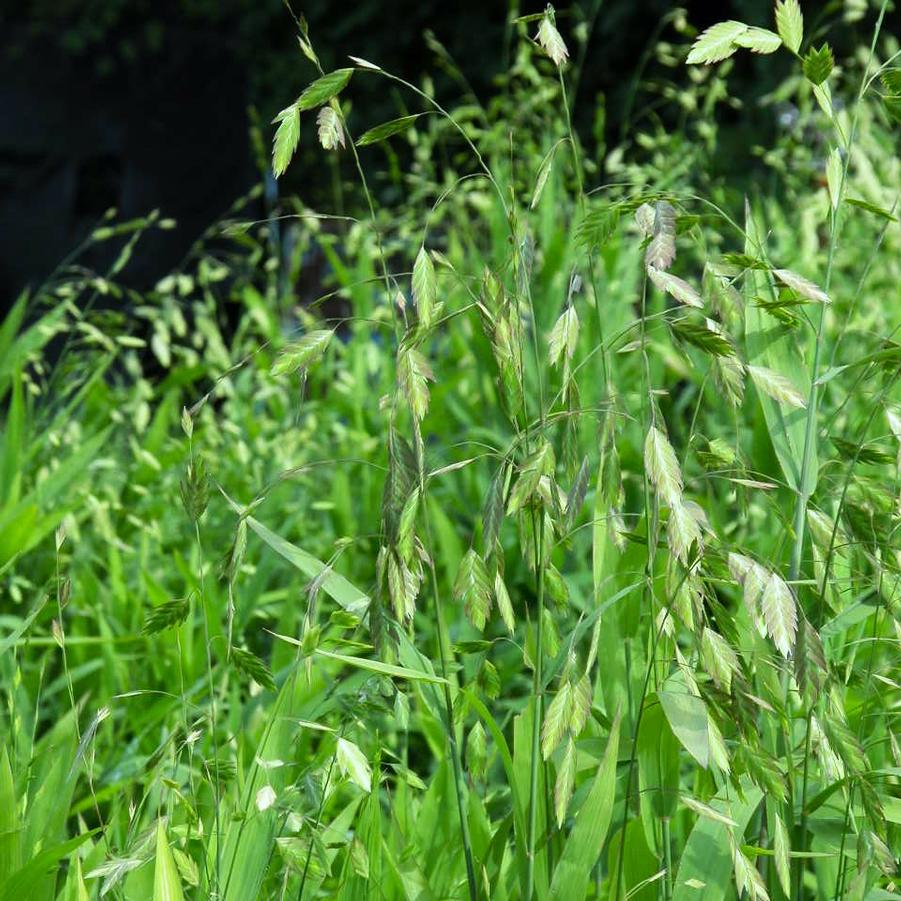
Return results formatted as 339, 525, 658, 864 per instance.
5, 0, 895, 304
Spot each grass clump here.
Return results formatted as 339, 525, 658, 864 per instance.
1, 2, 901, 899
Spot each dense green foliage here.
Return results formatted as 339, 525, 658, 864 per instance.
2, 3, 901, 898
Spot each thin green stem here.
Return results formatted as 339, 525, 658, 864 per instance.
525, 506, 546, 901
194, 518, 222, 895
791, 7, 889, 894
662, 817, 673, 901
558, 68, 610, 393
613, 601, 675, 901
788, 0, 889, 585
370, 69, 509, 222
298, 732, 341, 900
421, 509, 479, 901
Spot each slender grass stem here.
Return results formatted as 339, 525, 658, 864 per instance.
797, 363, 901, 899
791, 8, 889, 894
613, 603, 675, 901
558, 69, 610, 393
194, 519, 222, 895
789, 0, 889, 585
421, 509, 479, 901
525, 506, 546, 901
298, 734, 340, 900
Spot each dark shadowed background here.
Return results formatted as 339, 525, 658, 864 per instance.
1, 0, 893, 305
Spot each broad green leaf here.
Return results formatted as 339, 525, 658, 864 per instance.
153, 820, 185, 901
658, 691, 709, 769
62, 856, 91, 901
606, 818, 659, 901
514, 704, 550, 896
296, 68, 353, 111
0, 371, 23, 506
637, 696, 679, 851
22, 713, 78, 895
845, 197, 898, 221
0, 594, 48, 656
0, 746, 21, 884
744, 200, 815, 494
0, 831, 97, 901
465, 690, 529, 889
773, 812, 791, 897
672, 782, 762, 900
548, 712, 620, 899
242, 514, 369, 615
0, 298, 68, 400
268, 640, 447, 684
0, 292, 30, 389
0, 427, 113, 569
336, 738, 372, 793
356, 114, 426, 146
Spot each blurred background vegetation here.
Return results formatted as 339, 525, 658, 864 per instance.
3, 0, 896, 303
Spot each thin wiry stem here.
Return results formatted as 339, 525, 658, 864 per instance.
194, 517, 222, 895
421, 498, 479, 901
791, 6, 890, 894
524, 506, 547, 901
788, 0, 889, 585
